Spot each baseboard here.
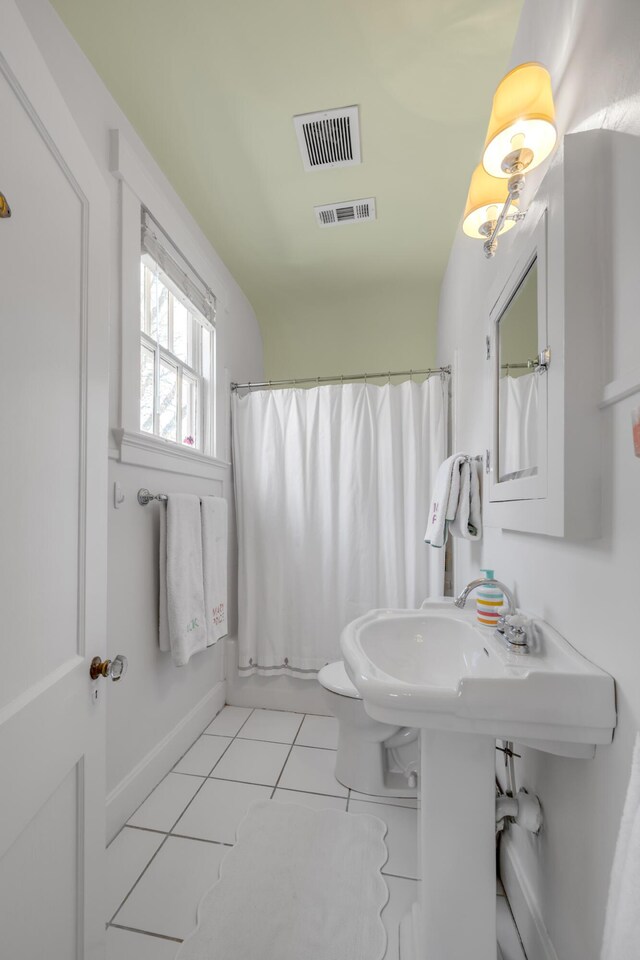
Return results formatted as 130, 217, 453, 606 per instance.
106, 680, 226, 841
223, 638, 329, 714
501, 836, 560, 960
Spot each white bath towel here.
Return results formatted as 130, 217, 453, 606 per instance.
424, 453, 464, 548
159, 495, 208, 667
201, 496, 228, 646
601, 734, 640, 960
449, 458, 482, 541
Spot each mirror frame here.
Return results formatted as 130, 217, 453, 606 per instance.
488, 211, 549, 504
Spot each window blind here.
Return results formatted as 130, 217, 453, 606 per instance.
141, 210, 216, 325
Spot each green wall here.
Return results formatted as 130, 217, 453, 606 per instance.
261, 280, 439, 381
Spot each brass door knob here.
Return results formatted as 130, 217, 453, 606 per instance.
90, 654, 128, 681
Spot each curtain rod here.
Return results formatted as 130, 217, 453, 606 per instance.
231, 365, 451, 391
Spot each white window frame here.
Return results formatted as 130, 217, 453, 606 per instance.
139, 254, 212, 452
111, 130, 231, 479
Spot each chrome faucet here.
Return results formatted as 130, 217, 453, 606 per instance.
455, 578, 529, 653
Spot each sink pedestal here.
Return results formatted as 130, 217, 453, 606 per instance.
401, 731, 497, 960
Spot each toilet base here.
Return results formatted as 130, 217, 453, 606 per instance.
334, 730, 418, 798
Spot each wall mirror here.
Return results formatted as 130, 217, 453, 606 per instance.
488, 212, 548, 505
497, 258, 539, 482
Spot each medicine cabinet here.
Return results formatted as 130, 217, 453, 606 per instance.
483, 131, 607, 539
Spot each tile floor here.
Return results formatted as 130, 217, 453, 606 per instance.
107, 705, 527, 959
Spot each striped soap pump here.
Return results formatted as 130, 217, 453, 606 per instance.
475, 569, 505, 627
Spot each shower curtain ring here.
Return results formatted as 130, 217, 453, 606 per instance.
387, 370, 391, 384
409, 369, 413, 382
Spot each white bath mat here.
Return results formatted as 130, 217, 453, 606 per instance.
177, 799, 389, 960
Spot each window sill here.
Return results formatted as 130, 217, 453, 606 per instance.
112, 428, 230, 479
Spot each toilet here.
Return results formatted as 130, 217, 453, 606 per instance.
318, 660, 419, 798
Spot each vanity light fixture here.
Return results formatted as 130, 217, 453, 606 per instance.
465, 62, 556, 258
462, 164, 520, 241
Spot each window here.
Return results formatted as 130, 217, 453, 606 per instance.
139, 211, 215, 453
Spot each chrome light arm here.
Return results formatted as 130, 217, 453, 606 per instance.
481, 174, 527, 259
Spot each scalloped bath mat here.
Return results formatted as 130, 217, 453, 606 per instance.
177, 799, 389, 960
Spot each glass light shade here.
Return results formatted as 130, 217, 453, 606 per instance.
463, 164, 518, 239
482, 62, 557, 178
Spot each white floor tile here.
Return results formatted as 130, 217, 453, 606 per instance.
204, 705, 252, 737
296, 715, 339, 749
382, 875, 418, 960
271, 788, 347, 811
278, 745, 348, 796
173, 735, 231, 776
107, 827, 164, 921
349, 799, 418, 879
173, 778, 271, 843
114, 836, 226, 940
107, 926, 179, 960
238, 708, 303, 743
350, 790, 418, 809
497, 896, 527, 960
210, 737, 290, 785
128, 774, 204, 832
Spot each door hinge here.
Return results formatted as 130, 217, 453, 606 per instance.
486, 336, 491, 360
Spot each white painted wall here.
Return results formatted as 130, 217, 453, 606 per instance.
439, 2, 640, 958
17, 0, 264, 837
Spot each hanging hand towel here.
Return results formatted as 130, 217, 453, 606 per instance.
201, 496, 228, 646
424, 453, 464, 548
158, 495, 208, 667
449, 459, 482, 541
601, 734, 640, 960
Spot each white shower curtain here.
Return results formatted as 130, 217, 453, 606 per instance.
498, 372, 539, 479
232, 378, 447, 677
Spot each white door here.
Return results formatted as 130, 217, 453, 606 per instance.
0, 3, 110, 958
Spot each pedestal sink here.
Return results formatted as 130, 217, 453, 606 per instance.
340, 599, 616, 960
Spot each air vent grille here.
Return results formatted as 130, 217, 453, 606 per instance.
294, 106, 361, 172
314, 197, 376, 228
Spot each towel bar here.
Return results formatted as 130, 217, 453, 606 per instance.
137, 488, 168, 506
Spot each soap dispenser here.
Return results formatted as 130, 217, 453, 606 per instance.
476, 569, 504, 627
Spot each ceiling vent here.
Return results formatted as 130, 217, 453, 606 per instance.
293, 105, 361, 172
314, 197, 376, 228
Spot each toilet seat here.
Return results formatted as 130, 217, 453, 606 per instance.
318, 660, 361, 699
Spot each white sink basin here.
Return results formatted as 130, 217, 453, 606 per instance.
340, 598, 616, 751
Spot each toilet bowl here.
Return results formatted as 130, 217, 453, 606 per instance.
318, 660, 419, 798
